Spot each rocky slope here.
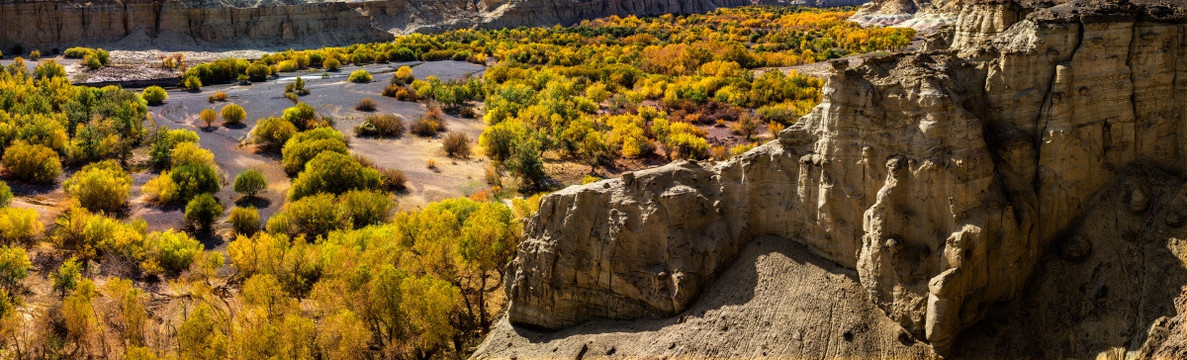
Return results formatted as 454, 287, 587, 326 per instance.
0, 0, 868, 51
495, 0, 1187, 357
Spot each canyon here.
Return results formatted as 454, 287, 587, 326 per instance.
0, 0, 869, 52
487, 0, 1187, 358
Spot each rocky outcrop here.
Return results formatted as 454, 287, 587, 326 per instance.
0, 0, 869, 51
849, 0, 959, 30
503, 0, 1187, 354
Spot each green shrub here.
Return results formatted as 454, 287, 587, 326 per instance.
288, 152, 383, 200
0, 245, 30, 291
348, 69, 372, 83
228, 206, 260, 236
281, 102, 319, 129
184, 75, 203, 91
144, 230, 202, 275
0, 181, 12, 207
167, 163, 220, 204
233, 169, 267, 198
246, 62, 271, 82
142, 86, 169, 105
2, 141, 61, 184
323, 58, 341, 71
442, 132, 470, 159
221, 104, 246, 125
0, 207, 42, 244
281, 127, 348, 175
51, 257, 81, 296
339, 190, 394, 228
392, 66, 414, 85
148, 128, 199, 169
354, 114, 405, 138
171, 142, 216, 168
184, 194, 223, 231
268, 193, 347, 239
34, 60, 65, 79
63, 160, 131, 213
199, 108, 218, 128
251, 117, 297, 152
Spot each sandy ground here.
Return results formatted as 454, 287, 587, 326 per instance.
134, 60, 488, 242
473, 236, 937, 359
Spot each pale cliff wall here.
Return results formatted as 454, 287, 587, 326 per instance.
503, 0, 1187, 353
0, 0, 868, 51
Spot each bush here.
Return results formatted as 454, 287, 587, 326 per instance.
199, 109, 218, 128
148, 129, 199, 169
51, 258, 81, 296
0, 181, 11, 207
356, 114, 405, 138
288, 152, 383, 200
63, 160, 131, 213
34, 60, 65, 79
2, 141, 61, 184
171, 142, 215, 168
184, 194, 223, 231
233, 169, 267, 198
323, 58, 341, 71
339, 190, 394, 228
348, 69, 372, 83
221, 104, 246, 125
142, 86, 169, 105
251, 117, 297, 152
355, 98, 377, 112
228, 206, 260, 236
183, 75, 202, 90
157, 163, 219, 205
246, 62, 271, 82
144, 230, 202, 275
268, 193, 347, 239
208, 91, 228, 103
379, 168, 407, 192
281, 102, 319, 130
281, 127, 348, 175
28, 50, 40, 60
410, 118, 443, 137
442, 132, 471, 159
0, 207, 42, 244
392, 66, 414, 85
0, 246, 30, 291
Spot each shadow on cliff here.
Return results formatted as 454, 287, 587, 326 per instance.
510, 235, 858, 343
952, 165, 1187, 359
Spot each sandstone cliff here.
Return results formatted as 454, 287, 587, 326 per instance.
0, 0, 869, 51
500, 0, 1187, 356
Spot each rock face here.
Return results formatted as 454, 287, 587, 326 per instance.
503, 0, 1187, 354
0, 0, 869, 51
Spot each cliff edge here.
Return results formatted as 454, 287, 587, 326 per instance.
496, 0, 1187, 357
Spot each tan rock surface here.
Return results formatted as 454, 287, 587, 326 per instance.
479, 237, 937, 359
499, 0, 1187, 356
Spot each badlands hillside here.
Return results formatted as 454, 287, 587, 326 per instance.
0, 0, 868, 50
476, 0, 1187, 358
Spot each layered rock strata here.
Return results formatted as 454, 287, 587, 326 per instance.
0, 0, 868, 51
503, 0, 1187, 353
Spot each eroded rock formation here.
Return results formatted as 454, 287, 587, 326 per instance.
0, 0, 868, 51
503, 0, 1187, 354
